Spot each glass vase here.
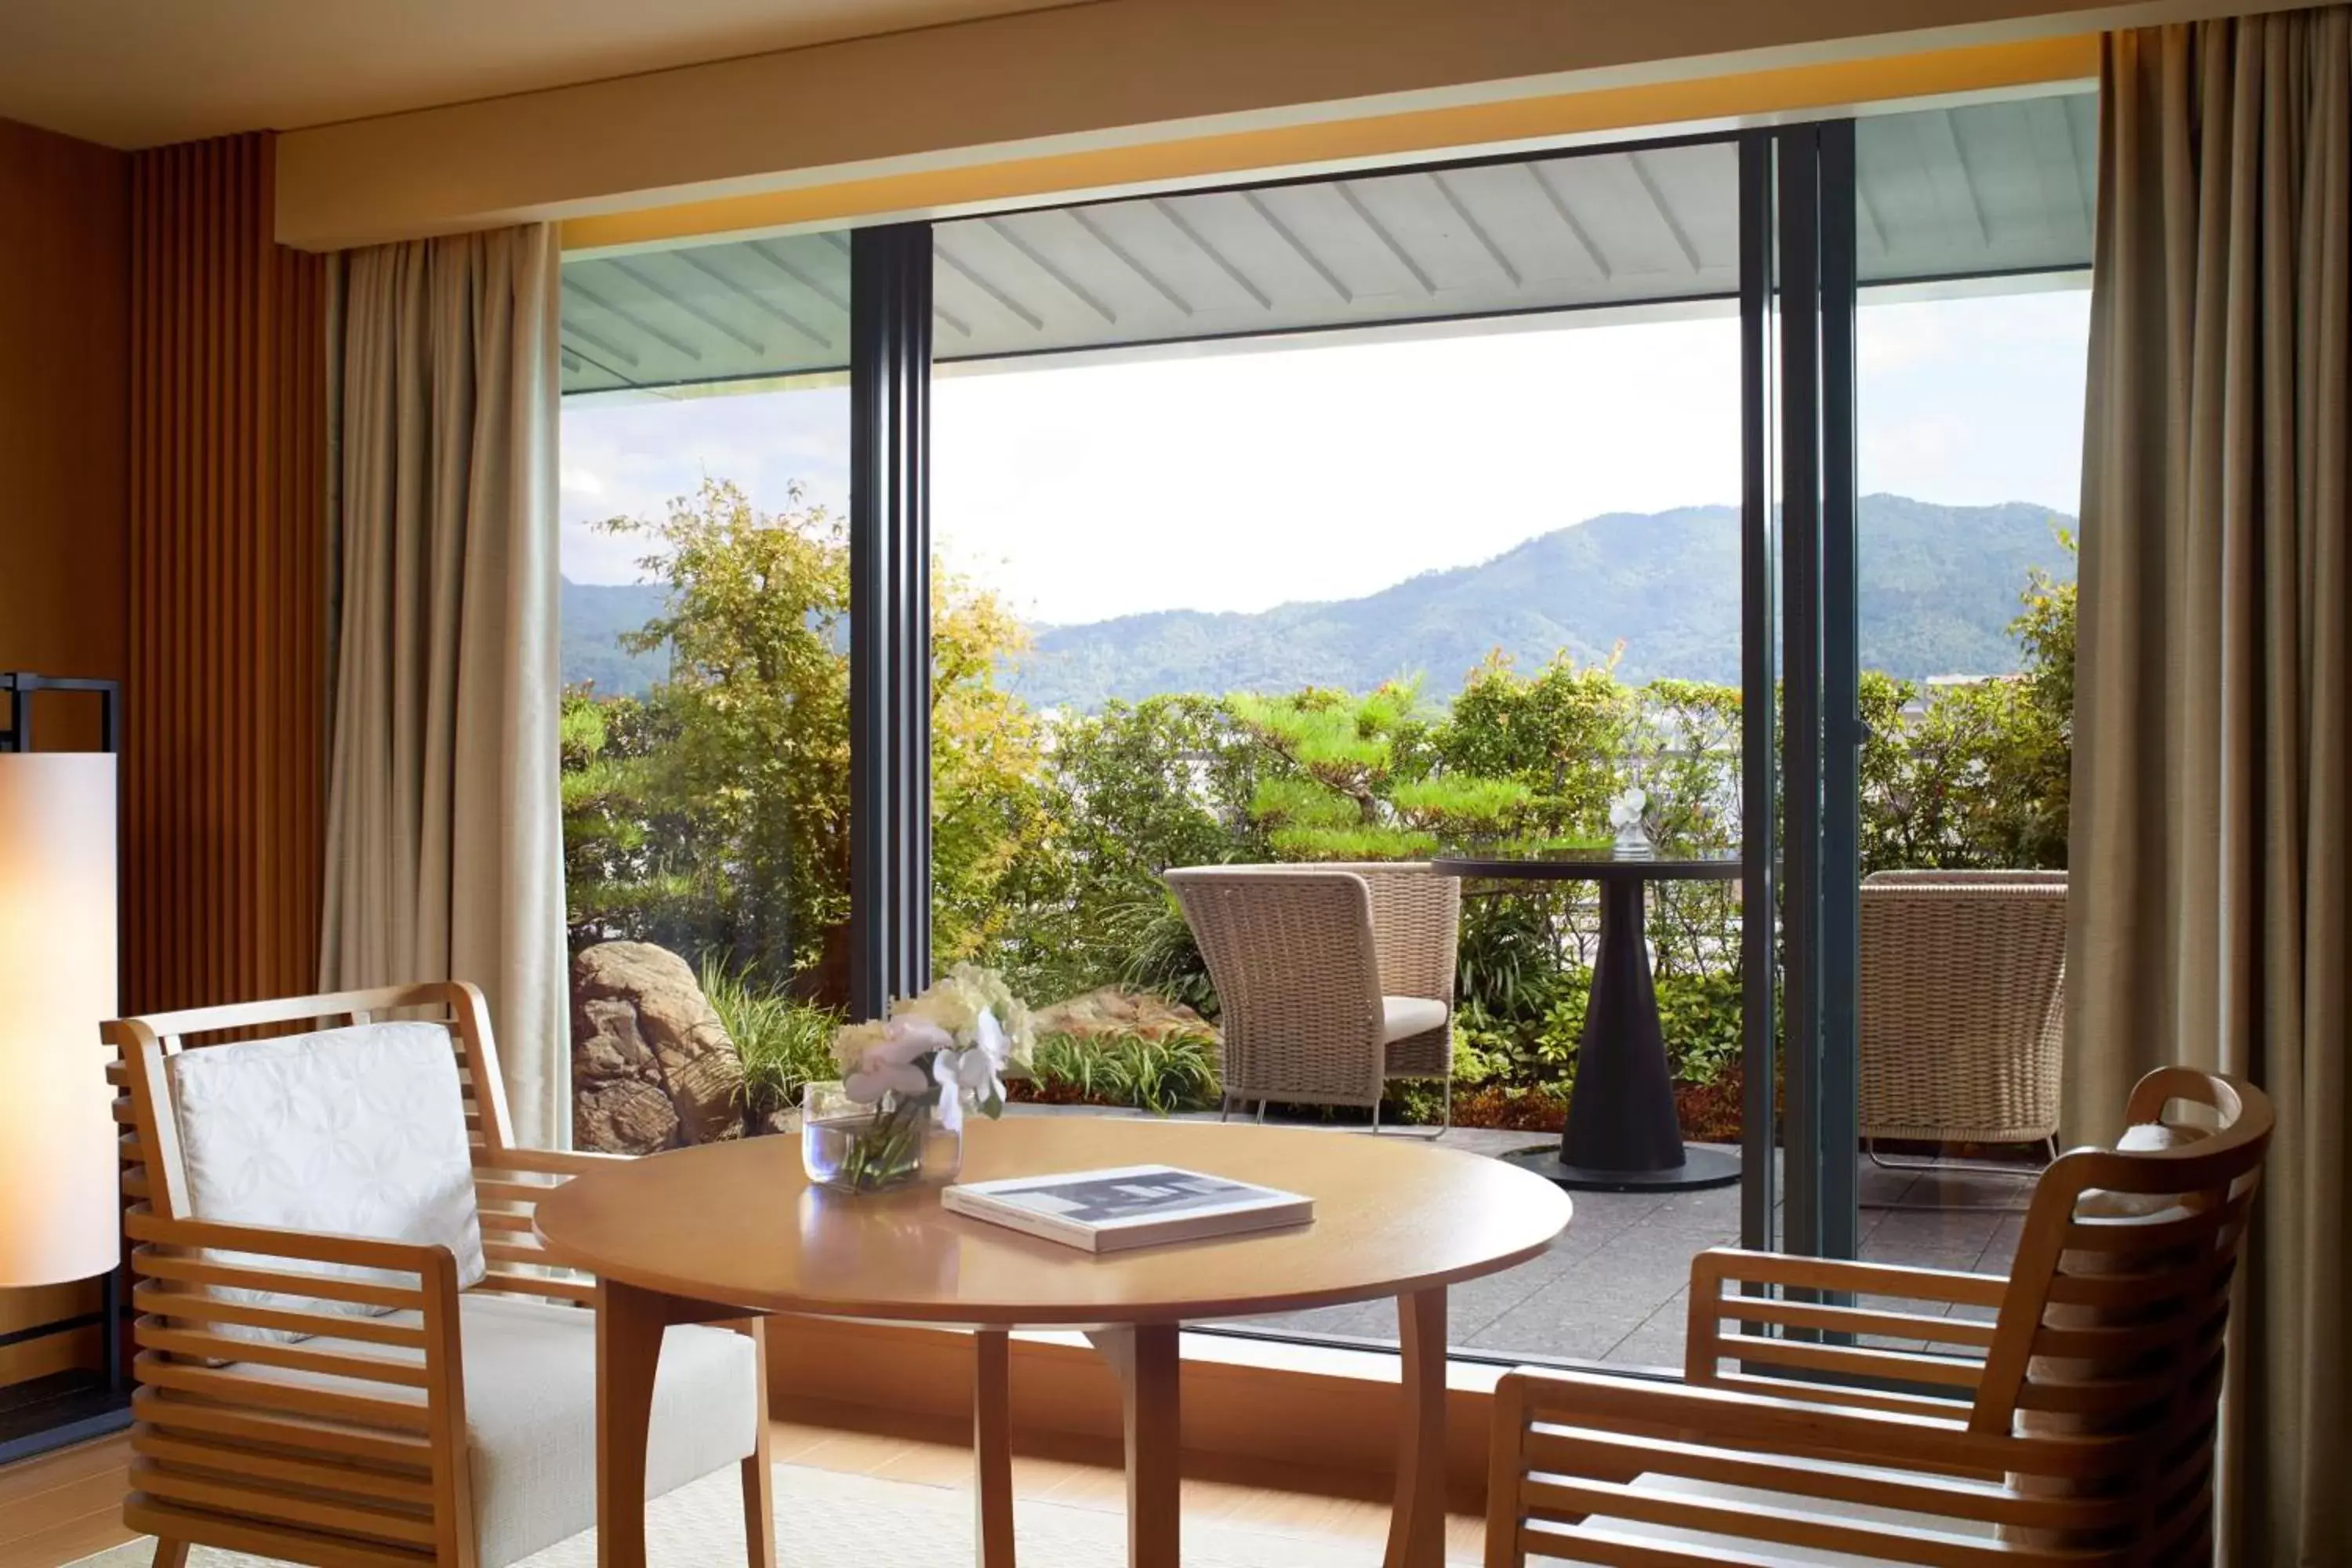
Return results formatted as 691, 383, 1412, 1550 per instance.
800, 1080, 963, 1194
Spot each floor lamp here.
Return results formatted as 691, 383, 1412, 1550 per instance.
0, 673, 129, 1461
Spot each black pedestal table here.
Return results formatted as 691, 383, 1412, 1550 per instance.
1432, 849, 1743, 1192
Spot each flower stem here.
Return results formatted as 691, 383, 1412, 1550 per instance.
841, 1093, 934, 1191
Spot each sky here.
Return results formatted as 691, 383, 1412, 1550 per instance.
559, 286, 2092, 626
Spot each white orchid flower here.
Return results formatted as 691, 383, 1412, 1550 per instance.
931, 1044, 1007, 1132
972, 1006, 1011, 1068
844, 1016, 953, 1103
846, 972, 1033, 1127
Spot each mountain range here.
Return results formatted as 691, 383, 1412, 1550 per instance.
561, 494, 2076, 707
561, 579, 674, 696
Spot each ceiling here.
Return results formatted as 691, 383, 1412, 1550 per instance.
0, 0, 1073, 150
560, 94, 2096, 396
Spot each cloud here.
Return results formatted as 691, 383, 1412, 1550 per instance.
557, 289, 2091, 610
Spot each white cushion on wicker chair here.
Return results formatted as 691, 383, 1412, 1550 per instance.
165, 1022, 487, 1341
1380, 996, 1449, 1043
240, 1291, 760, 1566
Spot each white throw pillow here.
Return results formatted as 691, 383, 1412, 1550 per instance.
2074, 1120, 2211, 1219
166, 1022, 487, 1344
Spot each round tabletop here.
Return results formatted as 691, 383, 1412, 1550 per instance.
534, 1117, 1573, 1328
1433, 848, 1742, 882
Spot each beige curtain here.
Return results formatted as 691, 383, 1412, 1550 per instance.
321, 225, 569, 1149
2071, 10, 2348, 1565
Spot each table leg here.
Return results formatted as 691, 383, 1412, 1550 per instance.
974, 1329, 1017, 1568
1384, 1287, 1448, 1568
1559, 876, 1686, 1175
595, 1283, 765, 1567
1087, 1326, 1181, 1568
741, 1318, 777, 1568
594, 1279, 666, 1568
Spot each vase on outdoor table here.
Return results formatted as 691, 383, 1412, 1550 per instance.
802, 964, 1033, 1195
1608, 785, 1655, 858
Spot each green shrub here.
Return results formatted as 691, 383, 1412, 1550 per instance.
1446, 964, 1739, 1102
699, 956, 840, 1117
1026, 1029, 1221, 1116
1655, 969, 1743, 1087
1455, 892, 1566, 1021
1025, 1032, 1122, 1103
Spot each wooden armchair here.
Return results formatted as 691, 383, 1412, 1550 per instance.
1486, 1068, 2270, 1566
106, 982, 775, 1568
1166, 862, 1460, 1132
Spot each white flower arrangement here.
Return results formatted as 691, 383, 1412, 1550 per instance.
831, 964, 1035, 1134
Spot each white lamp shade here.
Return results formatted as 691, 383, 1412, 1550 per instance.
0, 753, 120, 1287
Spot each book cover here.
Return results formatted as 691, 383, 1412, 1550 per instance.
942, 1165, 1313, 1253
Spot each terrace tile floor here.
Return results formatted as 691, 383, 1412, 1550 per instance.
1008, 1107, 2033, 1368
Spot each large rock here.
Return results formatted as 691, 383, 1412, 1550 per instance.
571, 942, 745, 1153
575, 1078, 679, 1154
1031, 985, 1217, 1045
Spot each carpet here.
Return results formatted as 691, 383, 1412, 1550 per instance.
71, 1461, 1392, 1566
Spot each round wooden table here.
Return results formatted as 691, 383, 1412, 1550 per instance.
535, 1116, 1570, 1568
1434, 848, 1744, 1192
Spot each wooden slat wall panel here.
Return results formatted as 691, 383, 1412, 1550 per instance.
126, 132, 328, 1015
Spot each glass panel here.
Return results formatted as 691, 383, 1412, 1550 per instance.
933, 142, 1739, 361
561, 232, 851, 395
557, 231, 854, 1153
932, 140, 1757, 1368
1744, 129, 1784, 1258
1856, 94, 2096, 284
1851, 98, 2091, 1272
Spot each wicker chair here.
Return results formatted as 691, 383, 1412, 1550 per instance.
1165, 862, 1459, 1134
1486, 1067, 2271, 1566
1860, 871, 2069, 1164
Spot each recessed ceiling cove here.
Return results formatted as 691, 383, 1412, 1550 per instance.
0, 0, 1074, 149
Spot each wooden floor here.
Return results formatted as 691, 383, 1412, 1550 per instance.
0, 1432, 131, 1568
0, 1418, 1486, 1567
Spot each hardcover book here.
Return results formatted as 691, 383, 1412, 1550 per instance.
942, 1165, 1313, 1253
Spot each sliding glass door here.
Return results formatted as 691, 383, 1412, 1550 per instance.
1847, 96, 2093, 1269
554, 229, 859, 1152
1769, 120, 1864, 1263
916, 132, 1798, 1367
1776, 93, 2096, 1274
549, 79, 2096, 1359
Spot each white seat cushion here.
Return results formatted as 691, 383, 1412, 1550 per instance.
166, 1022, 487, 1342
1530, 1472, 1994, 1566
1379, 995, 1448, 1044
241, 1291, 760, 1567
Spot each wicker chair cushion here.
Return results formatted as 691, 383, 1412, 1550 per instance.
1380, 996, 1448, 1044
